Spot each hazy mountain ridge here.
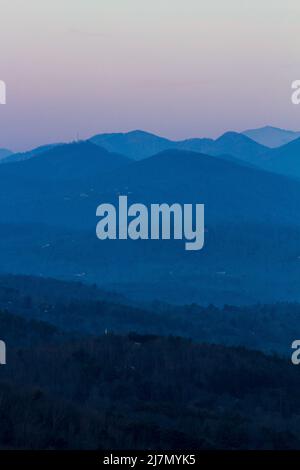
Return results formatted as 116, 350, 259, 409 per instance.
89, 129, 300, 178
0, 148, 13, 161
1, 144, 300, 304
243, 126, 300, 148
258, 137, 300, 179
3, 127, 300, 179
0, 143, 59, 164
1, 145, 300, 228
0, 141, 131, 183
90, 129, 268, 164
1, 273, 300, 355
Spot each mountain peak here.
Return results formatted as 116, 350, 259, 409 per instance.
217, 131, 248, 142
243, 126, 300, 148
127, 130, 158, 138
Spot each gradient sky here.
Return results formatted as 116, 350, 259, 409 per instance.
0, 0, 299, 151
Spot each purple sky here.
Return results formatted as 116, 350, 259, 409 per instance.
0, 0, 299, 151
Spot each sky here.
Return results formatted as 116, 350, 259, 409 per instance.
0, 0, 299, 151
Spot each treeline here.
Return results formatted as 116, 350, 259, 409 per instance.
0, 275, 299, 355
0, 325, 300, 449
0, 275, 299, 449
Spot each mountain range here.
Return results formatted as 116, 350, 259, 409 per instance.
1, 143, 60, 164
90, 129, 269, 164
1, 123, 300, 451
259, 137, 300, 179
89, 129, 300, 178
243, 125, 300, 148
1, 138, 300, 304
1, 140, 299, 227
3, 126, 300, 180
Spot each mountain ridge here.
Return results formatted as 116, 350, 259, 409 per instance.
89, 129, 269, 163
243, 125, 300, 148
0, 144, 300, 304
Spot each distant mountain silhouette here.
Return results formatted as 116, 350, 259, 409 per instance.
96, 149, 300, 226
1, 143, 59, 164
243, 126, 300, 148
0, 148, 13, 161
90, 130, 177, 159
4, 126, 300, 170
1, 145, 300, 304
1, 146, 298, 228
260, 137, 300, 179
179, 132, 268, 164
90, 130, 268, 164
0, 141, 131, 183
0, 129, 270, 167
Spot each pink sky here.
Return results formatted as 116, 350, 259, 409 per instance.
0, 0, 299, 151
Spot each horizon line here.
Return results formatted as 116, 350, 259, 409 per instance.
3, 124, 300, 154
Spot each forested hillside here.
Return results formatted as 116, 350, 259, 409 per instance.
0, 275, 298, 356
0, 321, 299, 450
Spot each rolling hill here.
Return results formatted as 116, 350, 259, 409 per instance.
0, 146, 299, 228
0, 148, 13, 161
0, 145, 300, 304
1, 130, 269, 167
0, 140, 131, 184
90, 130, 177, 160
244, 126, 300, 148
259, 137, 300, 179
0, 143, 59, 164
90, 130, 268, 164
